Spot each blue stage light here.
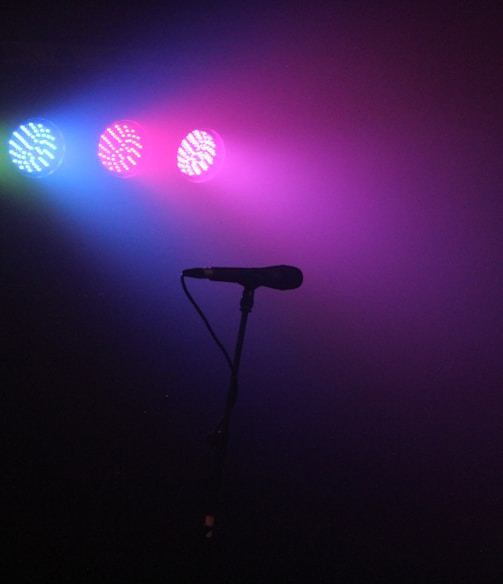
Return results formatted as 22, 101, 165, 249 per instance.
8, 119, 65, 178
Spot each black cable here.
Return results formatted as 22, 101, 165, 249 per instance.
180, 275, 234, 373
180, 274, 236, 446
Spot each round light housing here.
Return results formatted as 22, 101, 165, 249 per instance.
98, 120, 145, 178
177, 129, 225, 183
8, 118, 65, 178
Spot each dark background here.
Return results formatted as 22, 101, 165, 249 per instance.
1, 1, 502, 582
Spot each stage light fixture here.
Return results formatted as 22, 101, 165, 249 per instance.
8, 119, 65, 177
98, 120, 145, 178
177, 129, 225, 182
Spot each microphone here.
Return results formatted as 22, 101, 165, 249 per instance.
182, 265, 303, 290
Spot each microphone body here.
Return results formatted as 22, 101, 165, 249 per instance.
182, 265, 303, 290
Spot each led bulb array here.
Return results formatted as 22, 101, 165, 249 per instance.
7, 119, 225, 182
8, 119, 65, 178
98, 121, 144, 178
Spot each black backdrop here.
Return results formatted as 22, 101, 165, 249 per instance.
2, 2, 503, 582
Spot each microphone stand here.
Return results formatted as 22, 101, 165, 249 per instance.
198, 286, 255, 578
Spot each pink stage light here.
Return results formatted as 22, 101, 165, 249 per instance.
177, 129, 225, 182
98, 120, 145, 178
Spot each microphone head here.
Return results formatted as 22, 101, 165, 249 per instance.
219, 265, 302, 290
265, 265, 303, 290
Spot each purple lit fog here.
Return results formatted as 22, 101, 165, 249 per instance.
2, 2, 502, 582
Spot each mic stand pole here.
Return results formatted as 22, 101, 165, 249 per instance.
204, 285, 254, 538
198, 286, 255, 580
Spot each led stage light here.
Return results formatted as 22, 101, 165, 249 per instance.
177, 129, 225, 182
8, 119, 65, 178
98, 120, 145, 178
